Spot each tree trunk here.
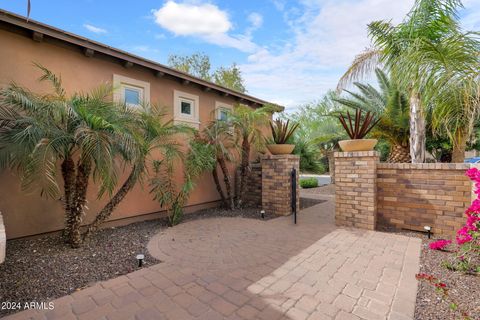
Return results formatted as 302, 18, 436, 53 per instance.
83, 164, 141, 239
409, 92, 426, 163
387, 144, 411, 163
236, 137, 251, 208
61, 156, 76, 242
452, 129, 467, 163
69, 160, 92, 248
218, 155, 234, 210
212, 165, 227, 207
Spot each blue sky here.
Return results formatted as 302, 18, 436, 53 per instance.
2, 0, 480, 110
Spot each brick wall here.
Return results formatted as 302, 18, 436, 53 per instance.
334, 151, 378, 230
378, 163, 475, 236
334, 152, 478, 237
261, 155, 300, 216
0, 212, 5, 263
243, 163, 262, 207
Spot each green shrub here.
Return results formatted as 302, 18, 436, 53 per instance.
300, 177, 318, 188
293, 138, 325, 174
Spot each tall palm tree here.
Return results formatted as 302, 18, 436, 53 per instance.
150, 134, 216, 225
83, 104, 190, 238
337, 0, 475, 163
230, 105, 272, 208
202, 121, 237, 210
335, 69, 410, 162
0, 65, 137, 247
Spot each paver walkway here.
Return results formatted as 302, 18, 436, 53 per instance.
4, 195, 421, 320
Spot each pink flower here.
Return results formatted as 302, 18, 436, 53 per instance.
466, 199, 480, 214
456, 226, 473, 245
429, 239, 452, 250
466, 214, 479, 231
466, 168, 480, 181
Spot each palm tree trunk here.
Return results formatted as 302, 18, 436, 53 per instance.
387, 144, 411, 163
236, 137, 251, 208
409, 92, 426, 163
452, 128, 467, 163
218, 155, 234, 210
69, 160, 92, 248
61, 156, 76, 242
83, 164, 141, 239
212, 165, 228, 207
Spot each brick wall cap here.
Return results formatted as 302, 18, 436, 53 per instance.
377, 163, 476, 170
334, 151, 379, 158
261, 154, 300, 160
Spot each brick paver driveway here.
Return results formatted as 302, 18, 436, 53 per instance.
5, 194, 421, 320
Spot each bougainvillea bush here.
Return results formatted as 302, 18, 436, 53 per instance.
428, 167, 480, 272
445, 167, 480, 274
416, 168, 480, 320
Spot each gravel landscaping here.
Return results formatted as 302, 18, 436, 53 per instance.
390, 231, 480, 320
416, 237, 480, 320
0, 199, 324, 317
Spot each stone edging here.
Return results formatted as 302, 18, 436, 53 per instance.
0, 211, 5, 263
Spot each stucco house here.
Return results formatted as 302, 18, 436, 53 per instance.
0, 9, 276, 239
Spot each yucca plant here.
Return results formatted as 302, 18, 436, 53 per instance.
270, 119, 299, 144
338, 109, 380, 139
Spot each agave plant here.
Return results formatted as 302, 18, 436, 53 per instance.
270, 119, 299, 144
338, 109, 380, 139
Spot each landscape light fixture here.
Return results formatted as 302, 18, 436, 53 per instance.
424, 226, 432, 239
260, 210, 265, 219
136, 254, 145, 267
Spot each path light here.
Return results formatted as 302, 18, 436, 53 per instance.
136, 254, 145, 267
260, 210, 265, 219
424, 226, 432, 239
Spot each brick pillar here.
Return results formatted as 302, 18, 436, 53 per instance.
334, 151, 378, 230
261, 154, 300, 216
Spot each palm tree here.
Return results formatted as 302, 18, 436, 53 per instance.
150, 134, 216, 225
335, 69, 410, 162
230, 105, 272, 208
0, 65, 137, 247
202, 121, 237, 209
337, 0, 476, 163
83, 104, 190, 238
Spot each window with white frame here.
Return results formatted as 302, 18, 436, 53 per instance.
215, 101, 233, 122
174, 90, 200, 128
113, 74, 150, 108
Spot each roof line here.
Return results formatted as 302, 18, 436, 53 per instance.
0, 9, 284, 110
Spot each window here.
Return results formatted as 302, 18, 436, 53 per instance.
174, 90, 200, 128
124, 87, 141, 105
215, 101, 233, 122
218, 109, 229, 121
113, 74, 150, 108
181, 100, 192, 115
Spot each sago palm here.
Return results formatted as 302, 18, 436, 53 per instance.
335, 69, 410, 162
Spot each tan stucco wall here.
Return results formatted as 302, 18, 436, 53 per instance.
0, 29, 246, 239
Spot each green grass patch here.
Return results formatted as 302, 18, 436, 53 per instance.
300, 177, 318, 189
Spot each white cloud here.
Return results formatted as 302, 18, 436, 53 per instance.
153, 1, 231, 36
241, 0, 415, 109
248, 12, 263, 29
270, 0, 286, 11
83, 24, 107, 34
152, 1, 258, 53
